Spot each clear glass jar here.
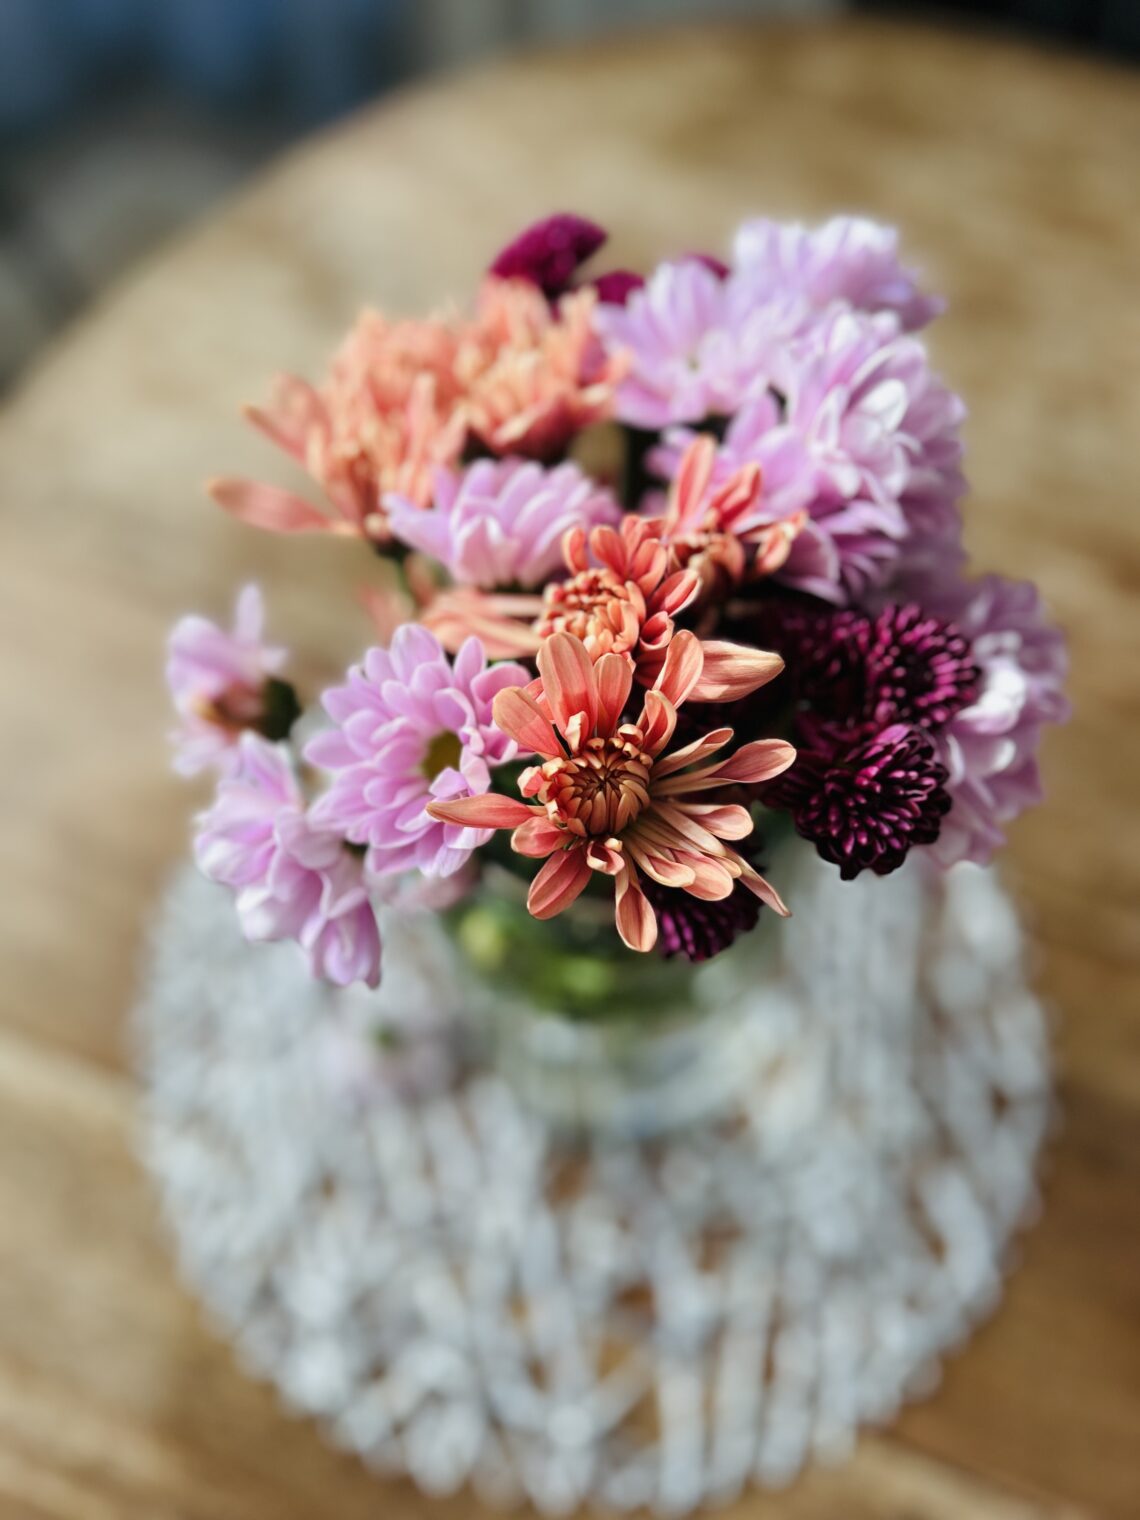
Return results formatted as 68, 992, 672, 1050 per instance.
442, 833, 932, 1143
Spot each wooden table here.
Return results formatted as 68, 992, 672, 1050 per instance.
1, 17, 1137, 1518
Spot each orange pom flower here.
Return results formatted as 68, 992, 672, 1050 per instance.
426, 630, 794, 951
209, 280, 626, 546
460, 280, 627, 460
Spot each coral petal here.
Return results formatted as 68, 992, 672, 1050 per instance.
595, 652, 634, 738
651, 727, 734, 779
209, 478, 343, 535
492, 686, 563, 758
712, 739, 797, 784
426, 794, 535, 828
537, 631, 598, 739
511, 816, 565, 857
615, 866, 658, 951
653, 629, 705, 708
681, 803, 754, 840
527, 847, 592, 918
738, 859, 791, 916
691, 642, 784, 701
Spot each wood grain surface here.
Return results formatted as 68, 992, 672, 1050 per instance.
1, 17, 1137, 1518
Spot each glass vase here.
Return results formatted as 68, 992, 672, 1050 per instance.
443, 834, 932, 1143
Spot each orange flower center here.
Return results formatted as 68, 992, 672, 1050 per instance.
533, 570, 642, 655
530, 732, 652, 837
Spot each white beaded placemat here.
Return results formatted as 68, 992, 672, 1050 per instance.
136, 864, 1049, 1516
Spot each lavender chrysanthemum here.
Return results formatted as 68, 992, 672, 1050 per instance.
767, 722, 951, 879
166, 585, 295, 776
900, 572, 1070, 868
732, 214, 943, 331
659, 308, 967, 601
595, 258, 802, 429
194, 734, 381, 987
306, 625, 529, 879
386, 459, 621, 590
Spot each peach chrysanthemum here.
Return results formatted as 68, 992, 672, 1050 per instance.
426, 630, 794, 951
424, 476, 784, 702
210, 310, 467, 541
459, 280, 626, 460
209, 280, 626, 545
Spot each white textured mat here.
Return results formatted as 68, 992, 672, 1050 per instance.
136, 861, 1049, 1515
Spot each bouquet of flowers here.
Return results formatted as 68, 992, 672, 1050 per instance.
167, 213, 1069, 997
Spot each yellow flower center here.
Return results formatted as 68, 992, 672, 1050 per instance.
422, 730, 463, 780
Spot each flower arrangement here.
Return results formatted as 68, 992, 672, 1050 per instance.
169, 212, 1068, 995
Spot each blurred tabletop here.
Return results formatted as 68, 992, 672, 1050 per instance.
2, 16, 1138, 1519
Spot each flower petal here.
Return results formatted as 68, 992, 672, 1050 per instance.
615, 866, 658, 951
678, 802, 754, 840
586, 837, 626, 875
737, 857, 791, 916
209, 478, 347, 535
710, 738, 797, 784
426, 794, 534, 828
527, 847, 592, 919
639, 689, 677, 757
512, 816, 565, 857
691, 641, 784, 701
595, 652, 634, 738
653, 629, 705, 709
537, 630, 598, 740
492, 686, 563, 758
651, 727, 734, 779
624, 838, 697, 889
669, 435, 717, 533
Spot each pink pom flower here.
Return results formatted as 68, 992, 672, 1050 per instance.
732, 214, 943, 331
489, 213, 608, 298
166, 585, 296, 776
306, 626, 529, 879
910, 573, 1070, 867
658, 309, 966, 601
194, 734, 381, 988
386, 459, 621, 590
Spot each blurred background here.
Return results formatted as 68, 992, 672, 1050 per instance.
1, 0, 1137, 390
